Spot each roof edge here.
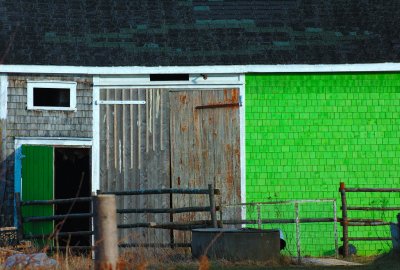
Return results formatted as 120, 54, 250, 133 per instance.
1, 63, 400, 75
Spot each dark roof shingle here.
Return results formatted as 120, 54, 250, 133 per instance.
0, 0, 399, 66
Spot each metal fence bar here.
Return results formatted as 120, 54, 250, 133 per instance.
221, 199, 338, 261
256, 205, 261, 229
224, 199, 337, 207
333, 200, 339, 258
295, 203, 301, 264
222, 218, 335, 225
339, 182, 349, 257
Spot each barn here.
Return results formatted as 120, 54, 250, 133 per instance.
1, 0, 400, 256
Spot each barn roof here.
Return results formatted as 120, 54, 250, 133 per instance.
1, 0, 400, 66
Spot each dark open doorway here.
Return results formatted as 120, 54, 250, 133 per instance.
54, 147, 91, 248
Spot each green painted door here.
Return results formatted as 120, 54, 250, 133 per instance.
21, 145, 54, 241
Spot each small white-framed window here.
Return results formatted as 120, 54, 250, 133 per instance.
27, 81, 77, 111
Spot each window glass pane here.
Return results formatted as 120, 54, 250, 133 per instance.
33, 88, 70, 107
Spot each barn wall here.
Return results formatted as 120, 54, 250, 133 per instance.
0, 75, 7, 226
3, 75, 92, 225
99, 88, 171, 245
98, 87, 242, 245
246, 73, 400, 256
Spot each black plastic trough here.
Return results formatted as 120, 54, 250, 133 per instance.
191, 228, 281, 261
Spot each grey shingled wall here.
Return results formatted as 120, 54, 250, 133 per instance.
2, 75, 92, 226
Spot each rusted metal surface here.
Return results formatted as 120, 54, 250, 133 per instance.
169, 89, 241, 243
195, 102, 240, 109
346, 237, 392, 241
347, 222, 391, 226
339, 182, 400, 256
345, 188, 400, 192
346, 206, 400, 211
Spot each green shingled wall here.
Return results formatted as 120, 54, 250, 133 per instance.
245, 73, 400, 256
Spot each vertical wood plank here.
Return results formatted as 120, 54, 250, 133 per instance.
169, 89, 241, 242
21, 145, 53, 243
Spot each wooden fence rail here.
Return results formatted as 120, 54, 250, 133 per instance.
15, 185, 220, 250
116, 206, 218, 214
103, 184, 220, 248
15, 192, 93, 249
20, 197, 92, 206
100, 188, 220, 195
339, 182, 400, 257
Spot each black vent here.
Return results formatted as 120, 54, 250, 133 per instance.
150, 74, 189, 81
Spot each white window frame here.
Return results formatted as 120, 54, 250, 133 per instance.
27, 80, 77, 111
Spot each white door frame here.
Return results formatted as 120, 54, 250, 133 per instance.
14, 137, 92, 226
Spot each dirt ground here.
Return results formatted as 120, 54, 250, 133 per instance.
1, 248, 399, 269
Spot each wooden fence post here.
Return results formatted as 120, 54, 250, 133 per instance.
339, 182, 349, 257
15, 192, 24, 241
294, 202, 301, 264
93, 195, 118, 270
208, 184, 218, 228
397, 213, 400, 242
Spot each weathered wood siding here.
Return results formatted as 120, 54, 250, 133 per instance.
99, 88, 241, 245
170, 89, 241, 243
0, 119, 6, 225
4, 75, 92, 226
99, 88, 171, 245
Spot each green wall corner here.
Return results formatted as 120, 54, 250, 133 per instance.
245, 73, 400, 256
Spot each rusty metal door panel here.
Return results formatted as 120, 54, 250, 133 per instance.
99, 88, 171, 245
169, 89, 241, 243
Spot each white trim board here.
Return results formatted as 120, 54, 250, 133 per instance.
97, 74, 242, 86
14, 137, 92, 147
27, 81, 77, 111
92, 76, 101, 194
2, 63, 400, 75
239, 74, 246, 219
0, 74, 7, 119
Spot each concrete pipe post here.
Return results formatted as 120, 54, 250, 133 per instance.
93, 195, 119, 270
